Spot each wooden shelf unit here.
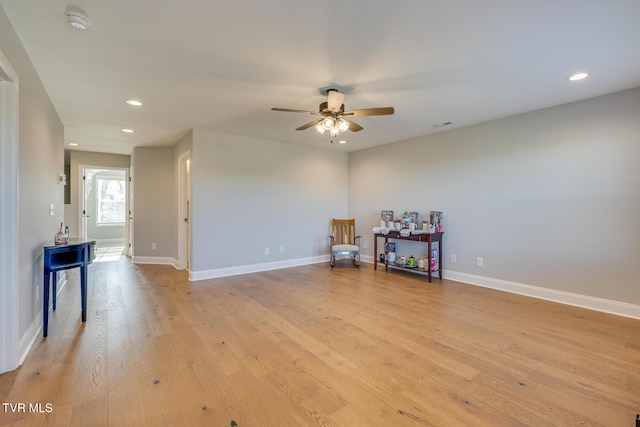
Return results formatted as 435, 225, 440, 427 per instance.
373, 231, 443, 282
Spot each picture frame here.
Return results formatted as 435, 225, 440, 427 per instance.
384, 242, 396, 253
381, 210, 394, 223
409, 211, 419, 224
430, 211, 444, 232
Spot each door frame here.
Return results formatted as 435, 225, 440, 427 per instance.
78, 165, 130, 253
0, 49, 19, 373
177, 151, 191, 270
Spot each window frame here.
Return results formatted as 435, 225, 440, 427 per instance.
95, 174, 126, 227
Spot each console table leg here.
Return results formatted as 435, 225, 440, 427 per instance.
43, 272, 50, 337
374, 235, 378, 271
52, 272, 57, 311
80, 265, 87, 323
439, 240, 443, 280
427, 240, 432, 283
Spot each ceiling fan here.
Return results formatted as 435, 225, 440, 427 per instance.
271, 89, 394, 138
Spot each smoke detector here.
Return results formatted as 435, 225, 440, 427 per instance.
65, 8, 92, 30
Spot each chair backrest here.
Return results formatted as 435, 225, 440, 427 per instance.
331, 218, 356, 245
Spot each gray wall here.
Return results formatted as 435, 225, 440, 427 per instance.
65, 150, 130, 239
190, 129, 348, 273
132, 146, 175, 259
0, 7, 64, 338
349, 87, 640, 305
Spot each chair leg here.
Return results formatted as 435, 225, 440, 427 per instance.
330, 253, 335, 268
353, 251, 360, 267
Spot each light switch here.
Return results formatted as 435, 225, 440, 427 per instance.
49, 204, 54, 216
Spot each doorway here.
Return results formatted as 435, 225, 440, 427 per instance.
0, 49, 19, 373
177, 152, 191, 270
79, 166, 130, 261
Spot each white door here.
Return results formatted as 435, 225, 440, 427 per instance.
79, 167, 128, 250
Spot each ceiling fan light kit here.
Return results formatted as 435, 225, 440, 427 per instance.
272, 88, 394, 139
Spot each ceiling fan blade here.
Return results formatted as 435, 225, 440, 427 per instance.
341, 118, 363, 132
272, 108, 319, 115
343, 107, 395, 117
327, 90, 345, 112
296, 118, 323, 131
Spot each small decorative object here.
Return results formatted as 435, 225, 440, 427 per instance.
381, 210, 394, 223
388, 252, 396, 263
379, 253, 386, 262
402, 209, 410, 227
430, 211, 444, 232
384, 242, 396, 253
409, 212, 419, 224
430, 248, 440, 272
54, 222, 68, 245
407, 255, 416, 268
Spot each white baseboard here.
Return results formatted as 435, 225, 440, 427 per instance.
143, 254, 640, 319
132, 256, 177, 265
190, 255, 330, 281
443, 270, 640, 320
365, 256, 639, 319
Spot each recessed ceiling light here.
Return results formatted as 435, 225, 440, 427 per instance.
126, 99, 143, 106
69, 143, 78, 146
65, 8, 91, 30
568, 72, 589, 81
339, 140, 346, 144
121, 128, 134, 133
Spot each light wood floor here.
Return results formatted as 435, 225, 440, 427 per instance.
1, 257, 639, 426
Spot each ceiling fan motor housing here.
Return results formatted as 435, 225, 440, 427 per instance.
319, 101, 344, 115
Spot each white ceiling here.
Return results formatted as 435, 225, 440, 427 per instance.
3, 0, 640, 155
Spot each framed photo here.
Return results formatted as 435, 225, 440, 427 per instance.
381, 210, 394, 223
409, 211, 419, 224
430, 211, 444, 232
384, 242, 396, 253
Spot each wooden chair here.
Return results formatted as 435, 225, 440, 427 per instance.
329, 218, 361, 267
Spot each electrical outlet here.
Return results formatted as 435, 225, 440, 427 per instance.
363, 241, 368, 249
280, 246, 285, 254
476, 256, 484, 267
450, 254, 457, 263
264, 248, 270, 256
152, 243, 157, 250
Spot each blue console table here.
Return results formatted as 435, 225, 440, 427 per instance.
43, 239, 96, 337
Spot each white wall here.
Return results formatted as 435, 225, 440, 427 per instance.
0, 7, 64, 348
349, 87, 640, 307
190, 129, 348, 278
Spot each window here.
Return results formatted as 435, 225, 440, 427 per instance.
96, 176, 125, 226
